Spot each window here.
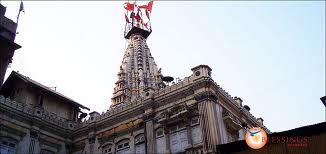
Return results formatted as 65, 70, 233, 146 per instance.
135, 134, 145, 154
38, 95, 44, 106
155, 128, 166, 154
170, 123, 187, 133
195, 71, 201, 76
170, 129, 188, 153
135, 134, 145, 144
88, 137, 95, 144
0, 138, 17, 154
169, 123, 189, 153
156, 129, 164, 138
116, 139, 130, 154
102, 144, 113, 154
191, 117, 200, 126
191, 126, 202, 145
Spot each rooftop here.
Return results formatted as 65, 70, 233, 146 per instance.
1, 71, 90, 110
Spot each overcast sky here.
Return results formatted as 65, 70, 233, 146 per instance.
1, 1, 325, 132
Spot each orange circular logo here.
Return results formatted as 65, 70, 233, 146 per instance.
245, 127, 268, 149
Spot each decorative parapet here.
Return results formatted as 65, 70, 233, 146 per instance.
0, 95, 32, 116
75, 71, 271, 133
76, 76, 197, 129
213, 82, 255, 119
76, 76, 196, 128
154, 76, 194, 97
212, 83, 271, 133
238, 106, 271, 133
213, 82, 239, 108
75, 98, 143, 129
0, 95, 75, 130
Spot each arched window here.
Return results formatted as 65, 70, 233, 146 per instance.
0, 137, 17, 154
135, 134, 145, 154
116, 139, 130, 154
135, 134, 145, 144
155, 128, 166, 153
102, 144, 113, 154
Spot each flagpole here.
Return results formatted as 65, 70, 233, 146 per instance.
124, 2, 129, 38
131, 0, 137, 27
16, 10, 21, 24
148, 1, 153, 31
16, 0, 23, 24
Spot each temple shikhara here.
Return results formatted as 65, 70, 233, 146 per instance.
0, 1, 271, 154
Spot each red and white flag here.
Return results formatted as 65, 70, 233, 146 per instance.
124, 2, 134, 11
125, 14, 130, 23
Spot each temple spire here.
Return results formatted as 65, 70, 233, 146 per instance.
111, 1, 160, 107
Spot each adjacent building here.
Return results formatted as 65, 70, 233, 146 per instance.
0, 4, 21, 87
0, 71, 89, 153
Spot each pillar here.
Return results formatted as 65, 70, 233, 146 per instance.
196, 92, 221, 153
145, 120, 155, 154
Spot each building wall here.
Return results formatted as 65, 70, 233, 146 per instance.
3, 79, 76, 120
0, 95, 74, 154
42, 95, 73, 120
5, 79, 34, 105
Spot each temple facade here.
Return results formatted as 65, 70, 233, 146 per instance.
0, 2, 270, 154
71, 33, 270, 153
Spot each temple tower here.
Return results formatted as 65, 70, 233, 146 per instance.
111, 1, 161, 107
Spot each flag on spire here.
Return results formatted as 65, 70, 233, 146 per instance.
19, 0, 25, 13
145, 9, 150, 19
124, 2, 134, 11
125, 14, 130, 23
16, 0, 25, 24
138, 1, 153, 12
134, 12, 142, 22
147, 1, 153, 12
144, 22, 148, 29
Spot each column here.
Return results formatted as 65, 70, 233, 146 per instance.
130, 133, 135, 153
186, 122, 193, 154
145, 120, 155, 154
164, 126, 171, 153
186, 122, 193, 146
196, 93, 221, 153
